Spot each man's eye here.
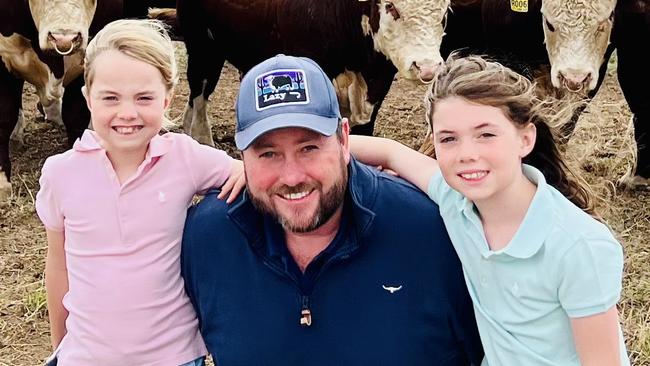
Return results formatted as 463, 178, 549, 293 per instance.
259, 151, 276, 159
302, 145, 318, 152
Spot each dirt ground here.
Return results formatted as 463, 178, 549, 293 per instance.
0, 45, 648, 365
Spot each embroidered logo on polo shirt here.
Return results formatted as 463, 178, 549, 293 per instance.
511, 281, 520, 296
255, 69, 309, 111
158, 190, 166, 203
382, 285, 403, 294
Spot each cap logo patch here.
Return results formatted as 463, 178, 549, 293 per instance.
255, 69, 309, 111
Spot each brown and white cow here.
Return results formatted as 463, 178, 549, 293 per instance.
443, 0, 616, 94
178, 0, 451, 146
540, 0, 616, 92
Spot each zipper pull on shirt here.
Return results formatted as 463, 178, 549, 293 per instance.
300, 296, 312, 327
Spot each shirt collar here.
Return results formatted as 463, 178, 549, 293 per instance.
72, 129, 172, 158
461, 164, 553, 260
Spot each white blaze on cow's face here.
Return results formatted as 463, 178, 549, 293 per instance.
29, 0, 97, 55
363, 0, 450, 83
541, 0, 616, 92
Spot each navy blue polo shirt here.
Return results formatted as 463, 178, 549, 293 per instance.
182, 159, 484, 365
263, 200, 351, 293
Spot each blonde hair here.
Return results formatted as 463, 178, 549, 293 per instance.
84, 19, 178, 128
425, 53, 599, 218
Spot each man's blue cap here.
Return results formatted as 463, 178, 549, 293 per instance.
235, 54, 341, 150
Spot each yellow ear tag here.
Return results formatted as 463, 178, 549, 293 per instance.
510, 0, 528, 12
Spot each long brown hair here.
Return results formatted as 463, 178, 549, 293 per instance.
424, 53, 598, 217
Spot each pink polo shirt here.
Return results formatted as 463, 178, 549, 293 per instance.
36, 130, 233, 365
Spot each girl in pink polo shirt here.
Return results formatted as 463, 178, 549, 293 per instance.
35, 19, 244, 365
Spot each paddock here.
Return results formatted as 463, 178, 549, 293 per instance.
0, 45, 648, 365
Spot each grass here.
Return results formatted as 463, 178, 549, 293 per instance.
1, 51, 648, 364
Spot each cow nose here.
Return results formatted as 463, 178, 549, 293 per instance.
411, 61, 441, 84
48, 31, 82, 55
559, 70, 591, 93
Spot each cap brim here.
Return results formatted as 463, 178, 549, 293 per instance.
235, 112, 339, 150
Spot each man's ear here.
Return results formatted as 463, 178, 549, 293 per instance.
520, 122, 537, 158
340, 118, 351, 164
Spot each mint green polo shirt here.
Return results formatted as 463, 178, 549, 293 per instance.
427, 164, 629, 365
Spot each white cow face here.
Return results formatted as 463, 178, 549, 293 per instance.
29, 0, 97, 55
363, 0, 451, 83
541, 0, 616, 92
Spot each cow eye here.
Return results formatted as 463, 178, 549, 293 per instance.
385, 2, 400, 20
544, 18, 556, 32
609, 11, 614, 21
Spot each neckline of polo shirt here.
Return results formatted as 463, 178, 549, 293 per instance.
460, 164, 553, 260
147, 133, 172, 157
71, 130, 172, 158
492, 164, 553, 259
73, 130, 103, 152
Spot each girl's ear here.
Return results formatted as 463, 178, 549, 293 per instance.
164, 90, 173, 110
82, 85, 91, 111
519, 123, 537, 158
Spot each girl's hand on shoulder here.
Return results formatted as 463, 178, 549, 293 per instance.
218, 159, 246, 203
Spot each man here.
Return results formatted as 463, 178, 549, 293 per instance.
181, 54, 484, 365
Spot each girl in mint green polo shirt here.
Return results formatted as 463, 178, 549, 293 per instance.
351, 54, 629, 365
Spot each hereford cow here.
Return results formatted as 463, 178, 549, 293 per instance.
443, 0, 616, 93
0, 0, 177, 199
439, 0, 649, 187
178, 0, 451, 146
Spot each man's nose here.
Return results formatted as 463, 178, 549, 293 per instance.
278, 156, 308, 186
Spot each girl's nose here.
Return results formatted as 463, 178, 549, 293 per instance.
117, 103, 137, 120
458, 141, 479, 163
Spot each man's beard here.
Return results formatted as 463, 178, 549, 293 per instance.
248, 156, 348, 233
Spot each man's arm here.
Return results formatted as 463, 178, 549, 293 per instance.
44, 229, 68, 350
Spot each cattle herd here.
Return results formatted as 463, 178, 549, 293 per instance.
0, 0, 648, 201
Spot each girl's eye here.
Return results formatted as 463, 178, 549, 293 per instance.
102, 96, 118, 101
138, 96, 154, 101
438, 136, 455, 144
480, 132, 496, 138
